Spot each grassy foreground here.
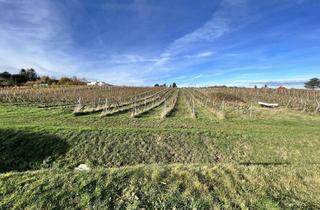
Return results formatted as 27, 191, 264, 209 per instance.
1, 164, 320, 209
1, 96, 320, 209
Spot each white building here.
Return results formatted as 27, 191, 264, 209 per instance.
87, 81, 108, 86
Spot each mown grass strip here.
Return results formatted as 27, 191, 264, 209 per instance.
1, 164, 319, 209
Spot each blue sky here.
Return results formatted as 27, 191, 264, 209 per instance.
0, 0, 319, 87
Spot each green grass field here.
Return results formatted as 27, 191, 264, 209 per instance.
1, 90, 320, 209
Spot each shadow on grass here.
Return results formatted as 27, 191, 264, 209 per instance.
239, 162, 291, 166
0, 129, 68, 173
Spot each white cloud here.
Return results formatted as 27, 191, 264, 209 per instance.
153, 0, 247, 66
168, 17, 228, 54
154, 54, 172, 66
110, 54, 158, 64
197, 51, 215, 57
184, 51, 215, 59
171, 1, 245, 53
0, 0, 79, 76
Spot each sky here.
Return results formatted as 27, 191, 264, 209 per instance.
0, 0, 319, 87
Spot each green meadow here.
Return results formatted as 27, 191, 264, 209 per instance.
1, 92, 320, 209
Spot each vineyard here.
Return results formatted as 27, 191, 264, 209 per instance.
0, 86, 162, 107
200, 87, 320, 113
1, 86, 319, 117
1, 85, 320, 209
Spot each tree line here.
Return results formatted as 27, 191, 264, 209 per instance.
0, 69, 38, 86
154, 83, 177, 88
0, 69, 87, 87
305, 78, 320, 89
